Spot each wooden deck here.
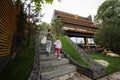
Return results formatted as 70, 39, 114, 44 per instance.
82, 44, 103, 51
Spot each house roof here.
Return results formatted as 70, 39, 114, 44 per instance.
53, 10, 98, 29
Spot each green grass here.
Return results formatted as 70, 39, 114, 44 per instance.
1, 35, 35, 80
88, 53, 120, 74
53, 34, 89, 66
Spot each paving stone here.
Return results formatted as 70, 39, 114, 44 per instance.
50, 71, 120, 80
98, 71, 120, 80
51, 72, 92, 80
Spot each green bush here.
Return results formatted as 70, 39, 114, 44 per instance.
94, 24, 120, 53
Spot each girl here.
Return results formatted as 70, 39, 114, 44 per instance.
54, 37, 62, 59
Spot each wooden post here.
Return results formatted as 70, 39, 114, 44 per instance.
84, 37, 90, 50
84, 37, 86, 45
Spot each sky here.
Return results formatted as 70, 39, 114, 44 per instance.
41, 0, 105, 24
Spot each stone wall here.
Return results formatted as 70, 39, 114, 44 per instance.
0, 56, 11, 72
28, 32, 45, 80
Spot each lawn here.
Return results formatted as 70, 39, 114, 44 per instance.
0, 35, 35, 80
53, 34, 89, 66
88, 53, 120, 74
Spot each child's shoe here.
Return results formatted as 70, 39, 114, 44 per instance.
54, 52, 57, 55
58, 57, 61, 60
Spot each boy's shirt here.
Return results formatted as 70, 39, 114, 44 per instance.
46, 32, 53, 41
54, 40, 62, 49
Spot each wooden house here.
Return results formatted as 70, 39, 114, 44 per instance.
52, 10, 99, 50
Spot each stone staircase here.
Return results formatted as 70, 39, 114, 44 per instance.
28, 33, 105, 80
39, 44, 76, 80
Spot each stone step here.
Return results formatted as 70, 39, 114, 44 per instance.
41, 64, 76, 80
40, 44, 46, 47
41, 58, 69, 68
40, 54, 64, 61
39, 49, 54, 51
40, 44, 54, 48
39, 50, 55, 55
39, 47, 55, 50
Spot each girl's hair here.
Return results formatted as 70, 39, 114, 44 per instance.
56, 37, 59, 40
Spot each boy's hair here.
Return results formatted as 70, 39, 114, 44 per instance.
48, 29, 51, 32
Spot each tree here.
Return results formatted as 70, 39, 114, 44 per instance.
18, 0, 60, 46
94, 24, 120, 51
15, 1, 29, 47
94, 0, 120, 52
94, 0, 120, 25
23, 0, 61, 11
51, 18, 64, 34
38, 22, 51, 30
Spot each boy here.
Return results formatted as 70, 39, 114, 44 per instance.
54, 37, 62, 59
46, 29, 53, 56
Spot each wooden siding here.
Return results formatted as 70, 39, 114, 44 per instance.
0, 0, 17, 56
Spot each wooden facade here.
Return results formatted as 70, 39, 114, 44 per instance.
52, 10, 99, 50
0, 0, 20, 56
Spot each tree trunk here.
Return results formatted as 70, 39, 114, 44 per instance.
26, 31, 30, 46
